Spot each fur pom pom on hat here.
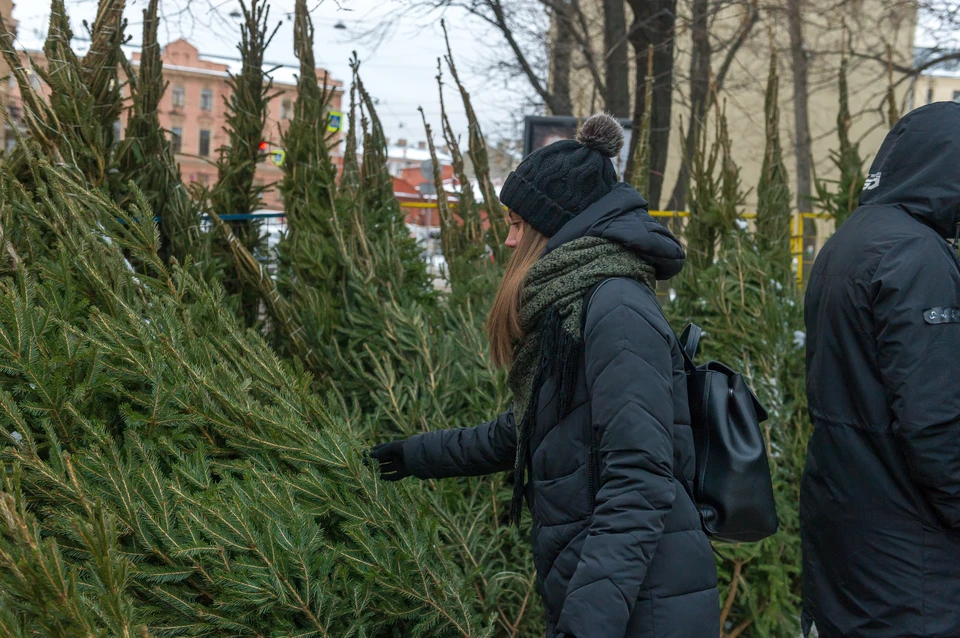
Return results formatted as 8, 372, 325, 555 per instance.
576, 112, 625, 158
499, 113, 624, 237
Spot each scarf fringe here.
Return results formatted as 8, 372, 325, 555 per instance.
507, 237, 656, 527
510, 306, 583, 526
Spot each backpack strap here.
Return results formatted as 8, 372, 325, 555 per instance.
581, 278, 615, 506
679, 323, 702, 372
580, 279, 613, 338
673, 324, 703, 517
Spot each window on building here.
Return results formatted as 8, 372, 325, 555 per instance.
199, 129, 211, 157
927, 87, 935, 104
197, 173, 210, 186
201, 88, 214, 111
112, 120, 122, 145
281, 99, 292, 120
170, 127, 183, 154
954, 90, 960, 103
172, 85, 185, 108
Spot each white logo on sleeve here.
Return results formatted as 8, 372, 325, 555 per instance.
863, 172, 882, 190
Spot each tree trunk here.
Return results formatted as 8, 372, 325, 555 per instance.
667, 0, 710, 210
603, 0, 630, 117
786, 0, 812, 212
625, 0, 675, 209
550, 4, 575, 116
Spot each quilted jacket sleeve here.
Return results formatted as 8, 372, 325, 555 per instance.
873, 235, 960, 529
402, 408, 517, 479
555, 278, 677, 638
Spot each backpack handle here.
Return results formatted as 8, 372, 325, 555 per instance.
679, 323, 702, 369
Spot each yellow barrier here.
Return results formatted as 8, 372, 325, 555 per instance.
400, 201, 833, 285
646, 211, 831, 285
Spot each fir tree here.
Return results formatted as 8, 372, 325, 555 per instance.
0, 0, 125, 189
716, 100, 745, 238
273, 0, 342, 359
755, 47, 793, 274
683, 112, 721, 271
342, 57, 433, 303
209, 0, 279, 327
0, 8, 61, 161
419, 60, 503, 299
113, 0, 203, 268
813, 34, 866, 227
669, 235, 808, 637
670, 49, 808, 638
78, 0, 127, 146
684, 95, 745, 272
436, 61, 481, 247
631, 45, 655, 202
220, 37, 539, 637
0, 153, 495, 637
441, 21, 507, 251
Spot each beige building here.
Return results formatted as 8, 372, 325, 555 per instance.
567, 0, 917, 217
913, 50, 960, 106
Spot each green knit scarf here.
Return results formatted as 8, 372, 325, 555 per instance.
507, 236, 656, 524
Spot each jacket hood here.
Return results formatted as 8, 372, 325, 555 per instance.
544, 182, 685, 280
859, 101, 960, 238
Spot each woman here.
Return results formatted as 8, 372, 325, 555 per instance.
369, 113, 719, 638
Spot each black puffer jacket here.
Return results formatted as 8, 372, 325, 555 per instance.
802, 102, 960, 637
404, 184, 720, 638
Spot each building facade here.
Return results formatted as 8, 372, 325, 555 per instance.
126, 39, 343, 211
3, 31, 343, 211
564, 0, 917, 214
914, 48, 960, 107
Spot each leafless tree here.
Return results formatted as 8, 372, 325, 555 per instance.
667, 0, 759, 209
366, 0, 637, 117
624, 0, 676, 209
784, 0, 813, 212
604, 0, 630, 116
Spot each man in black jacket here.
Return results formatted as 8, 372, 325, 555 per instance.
802, 101, 960, 637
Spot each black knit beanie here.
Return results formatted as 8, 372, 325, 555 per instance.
500, 113, 624, 238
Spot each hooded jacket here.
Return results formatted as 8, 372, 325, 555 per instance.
802, 102, 960, 638
403, 183, 720, 638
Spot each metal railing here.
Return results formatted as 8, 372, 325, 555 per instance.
184, 206, 832, 286
399, 202, 835, 285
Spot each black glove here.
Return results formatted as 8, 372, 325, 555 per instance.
367, 441, 410, 481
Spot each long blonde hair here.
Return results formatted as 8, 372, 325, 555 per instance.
486, 221, 549, 368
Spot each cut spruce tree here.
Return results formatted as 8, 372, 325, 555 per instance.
0, 0, 821, 635
813, 37, 866, 228
667, 53, 808, 636
207, 0, 278, 328
0, 159, 493, 636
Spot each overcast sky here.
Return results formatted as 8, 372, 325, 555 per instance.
10, 0, 530, 146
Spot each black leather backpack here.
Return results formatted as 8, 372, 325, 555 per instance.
677, 323, 779, 543
581, 282, 779, 544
